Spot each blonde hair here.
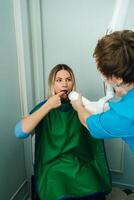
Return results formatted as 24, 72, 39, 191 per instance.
48, 64, 76, 97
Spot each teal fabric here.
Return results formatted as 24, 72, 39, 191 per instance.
86, 88, 134, 153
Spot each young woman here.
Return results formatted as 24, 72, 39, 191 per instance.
15, 64, 111, 200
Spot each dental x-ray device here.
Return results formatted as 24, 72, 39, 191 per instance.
69, 0, 130, 114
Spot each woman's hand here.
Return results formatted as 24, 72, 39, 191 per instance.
46, 91, 65, 109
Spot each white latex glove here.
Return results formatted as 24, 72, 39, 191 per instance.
68, 83, 114, 114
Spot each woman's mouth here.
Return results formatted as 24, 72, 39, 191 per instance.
60, 90, 69, 94
60, 90, 70, 99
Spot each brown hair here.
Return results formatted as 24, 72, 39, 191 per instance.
93, 30, 134, 84
48, 64, 76, 97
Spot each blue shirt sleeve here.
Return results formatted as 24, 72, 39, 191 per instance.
86, 108, 134, 139
15, 121, 30, 139
86, 110, 134, 155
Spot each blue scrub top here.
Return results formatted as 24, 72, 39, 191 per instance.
86, 88, 134, 153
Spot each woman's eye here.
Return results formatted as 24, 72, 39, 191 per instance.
56, 79, 62, 82
56, 78, 72, 82
66, 78, 72, 82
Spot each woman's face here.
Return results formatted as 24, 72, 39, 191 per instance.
53, 69, 74, 99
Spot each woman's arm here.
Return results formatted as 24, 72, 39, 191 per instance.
21, 101, 52, 133
16, 91, 65, 136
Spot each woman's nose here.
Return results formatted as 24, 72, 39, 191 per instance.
62, 80, 68, 87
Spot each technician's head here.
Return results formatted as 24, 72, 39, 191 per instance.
94, 30, 134, 87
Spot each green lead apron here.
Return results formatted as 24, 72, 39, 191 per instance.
34, 101, 111, 200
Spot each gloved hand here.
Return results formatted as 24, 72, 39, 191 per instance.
68, 82, 114, 114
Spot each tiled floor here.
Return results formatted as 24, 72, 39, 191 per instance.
27, 188, 134, 200
106, 187, 134, 200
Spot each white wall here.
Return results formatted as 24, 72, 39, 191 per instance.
41, 0, 115, 100
0, 0, 29, 199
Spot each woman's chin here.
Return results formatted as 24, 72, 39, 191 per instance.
61, 94, 69, 100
